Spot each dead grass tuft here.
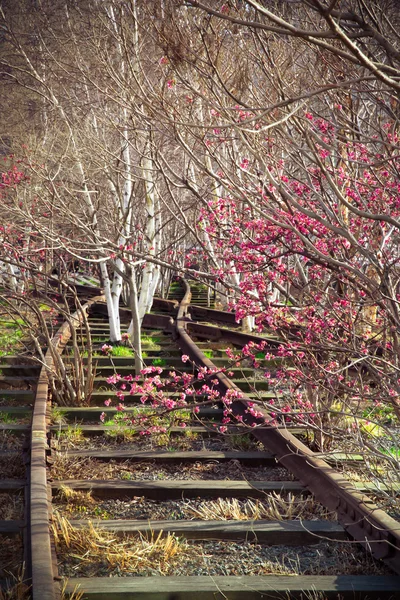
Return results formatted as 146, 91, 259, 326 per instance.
0, 566, 30, 600
56, 486, 95, 507
186, 493, 335, 521
60, 580, 84, 600
0, 494, 23, 520
52, 514, 190, 576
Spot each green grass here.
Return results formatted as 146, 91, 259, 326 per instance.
362, 404, 395, 424
141, 334, 163, 344
103, 418, 137, 439
103, 408, 192, 436
381, 446, 400, 458
51, 407, 67, 424
0, 413, 17, 424
0, 327, 24, 357
0, 317, 25, 328
111, 346, 135, 357
75, 346, 136, 358
152, 358, 166, 367
56, 425, 83, 443
39, 303, 52, 312
226, 433, 259, 451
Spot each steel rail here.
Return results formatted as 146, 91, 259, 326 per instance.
30, 278, 400, 598
30, 294, 104, 600
175, 279, 400, 575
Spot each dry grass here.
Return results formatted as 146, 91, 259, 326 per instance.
60, 580, 84, 600
186, 493, 335, 521
0, 538, 23, 579
57, 485, 96, 507
0, 494, 23, 520
0, 567, 30, 600
0, 458, 25, 480
0, 432, 23, 451
52, 514, 190, 576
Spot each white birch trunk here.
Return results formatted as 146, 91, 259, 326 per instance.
127, 268, 143, 376
100, 262, 121, 342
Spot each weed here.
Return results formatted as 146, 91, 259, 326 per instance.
141, 334, 163, 349
0, 413, 17, 425
57, 486, 95, 505
380, 445, 400, 459
182, 428, 199, 442
0, 328, 24, 357
61, 580, 84, 600
57, 425, 84, 445
0, 567, 30, 600
0, 318, 25, 328
226, 433, 259, 451
93, 507, 110, 519
51, 407, 67, 425
104, 422, 137, 439
362, 403, 395, 424
39, 304, 52, 312
360, 420, 386, 438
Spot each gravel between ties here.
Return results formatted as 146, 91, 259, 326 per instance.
50, 456, 294, 482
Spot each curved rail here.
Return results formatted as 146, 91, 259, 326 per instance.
28, 277, 400, 598
176, 279, 400, 574
31, 294, 104, 600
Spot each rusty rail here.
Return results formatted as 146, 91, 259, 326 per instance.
30, 294, 104, 600
176, 279, 400, 574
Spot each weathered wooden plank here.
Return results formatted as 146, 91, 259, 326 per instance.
60, 449, 277, 465
0, 406, 32, 415
0, 365, 41, 377
0, 356, 39, 366
0, 390, 35, 401
0, 423, 30, 431
52, 480, 305, 499
51, 476, 399, 497
69, 518, 345, 544
0, 479, 25, 490
0, 520, 24, 534
64, 575, 400, 599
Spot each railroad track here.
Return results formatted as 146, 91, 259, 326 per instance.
1, 278, 400, 598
